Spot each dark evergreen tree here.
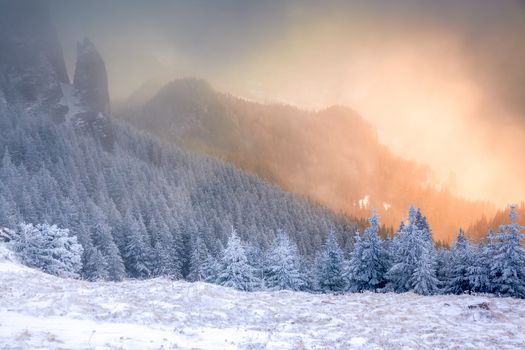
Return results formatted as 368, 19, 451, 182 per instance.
121, 214, 152, 279
466, 240, 491, 293
315, 230, 347, 293
446, 229, 473, 294
347, 211, 387, 292
264, 230, 307, 291
385, 206, 438, 294
216, 228, 258, 291
490, 206, 525, 298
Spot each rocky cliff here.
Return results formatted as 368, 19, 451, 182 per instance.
0, 0, 68, 122
72, 38, 114, 150
0, 1, 114, 149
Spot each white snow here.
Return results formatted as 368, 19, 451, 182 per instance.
1, 244, 525, 349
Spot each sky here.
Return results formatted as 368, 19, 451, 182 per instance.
50, 0, 525, 206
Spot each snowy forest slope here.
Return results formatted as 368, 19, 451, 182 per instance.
1, 244, 524, 350
0, 1, 359, 281
0, 101, 358, 280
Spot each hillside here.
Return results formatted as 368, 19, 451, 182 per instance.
0, 2, 360, 281
1, 244, 524, 349
118, 79, 494, 241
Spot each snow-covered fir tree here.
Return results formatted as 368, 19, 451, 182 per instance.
490, 206, 525, 298
245, 242, 266, 289
264, 230, 307, 291
385, 206, 438, 294
82, 244, 109, 281
410, 241, 439, 295
347, 211, 387, 292
88, 205, 126, 281
446, 229, 474, 294
11, 223, 83, 278
202, 252, 221, 284
121, 213, 152, 279
435, 247, 451, 290
188, 231, 210, 282
466, 240, 491, 293
216, 228, 258, 291
315, 230, 347, 293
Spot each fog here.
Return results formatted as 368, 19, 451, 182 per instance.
50, 0, 525, 207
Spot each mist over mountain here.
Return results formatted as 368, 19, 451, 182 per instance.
118, 79, 494, 241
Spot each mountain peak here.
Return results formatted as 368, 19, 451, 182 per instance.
0, 0, 68, 121
73, 38, 110, 116
76, 38, 101, 61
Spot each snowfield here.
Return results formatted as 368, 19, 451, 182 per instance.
1, 246, 524, 349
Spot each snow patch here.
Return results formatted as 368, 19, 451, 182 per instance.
350, 337, 367, 346
0, 242, 17, 264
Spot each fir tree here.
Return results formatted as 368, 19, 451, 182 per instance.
466, 240, 491, 293
386, 206, 438, 293
203, 252, 221, 284
446, 229, 473, 294
82, 244, 109, 281
216, 228, 258, 291
316, 230, 347, 293
121, 214, 152, 279
264, 230, 307, 291
188, 232, 210, 282
491, 206, 525, 298
347, 211, 387, 292
11, 223, 83, 278
410, 242, 439, 295
385, 220, 418, 292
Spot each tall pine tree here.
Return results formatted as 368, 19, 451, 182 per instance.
347, 211, 387, 292
491, 206, 525, 298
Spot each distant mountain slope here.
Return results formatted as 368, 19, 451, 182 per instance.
118, 79, 494, 241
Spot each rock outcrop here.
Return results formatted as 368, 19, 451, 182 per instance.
0, 2, 114, 149
0, 0, 68, 122
73, 38, 114, 150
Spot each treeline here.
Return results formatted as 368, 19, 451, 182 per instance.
7, 205, 525, 299
197, 206, 525, 299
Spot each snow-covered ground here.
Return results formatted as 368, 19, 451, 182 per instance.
1, 245, 524, 349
